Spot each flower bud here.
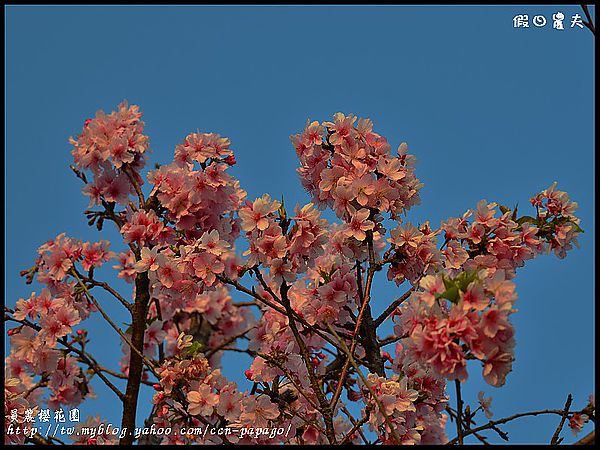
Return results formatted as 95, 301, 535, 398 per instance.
244, 370, 253, 380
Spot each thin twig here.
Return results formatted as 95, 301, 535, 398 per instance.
550, 394, 573, 445
373, 286, 415, 327
71, 269, 159, 378
5, 315, 125, 400
455, 380, 465, 444
327, 323, 402, 445
581, 5, 595, 35
448, 408, 578, 444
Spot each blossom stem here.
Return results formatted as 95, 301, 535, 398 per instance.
373, 286, 415, 327
279, 280, 337, 444
448, 408, 581, 444
4, 314, 126, 401
550, 394, 573, 445
330, 232, 382, 412
455, 379, 465, 444
327, 323, 402, 445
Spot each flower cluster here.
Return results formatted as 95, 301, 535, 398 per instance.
70, 101, 149, 206
361, 371, 447, 444
121, 209, 175, 247
291, 113, 422, 227
241, 198, 328, 282
441, 187, 581, 280
36, 233, 114, 282
394, 269, 517, 386
151, 355, 286, 444
387, 222, 443, 286
529, 182, 582, 259
4, 375, 38, 444
6, 104, 587, 445
148, 133, 245, 241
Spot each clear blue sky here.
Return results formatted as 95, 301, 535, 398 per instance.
5, 5, 595, 444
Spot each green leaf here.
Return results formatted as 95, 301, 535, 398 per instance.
570, 221, 585, 233
498, 205, 511, 215
439, 286, 460, 304
442, 274, 454, 291
455, 271, 478, 292
181, 341, 204, 358
517, 215, 537, 226
278, 195, 287, 220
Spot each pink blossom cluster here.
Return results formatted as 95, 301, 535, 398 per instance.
151, 355, 286, 444
387, 222, 443, 286
4, 233, 115, 422
4, 375, 37, 444
246, 296, 324, 384
144, 285, 254, 368
361, 371, 447, 444
394, 269, 518, 387
70, 101, 149, 206
36, 233, 114, 282
289, 223, 386, 329
441, 190, 581, 280
8, 286, 91, 410
529, 182, 581, 259
7, 326, 88, 411
6, 104, 588, 445
148, 133, 246, 240
121, 209, 175, 247
241, 199, 328, 282
291, 113, 422, 226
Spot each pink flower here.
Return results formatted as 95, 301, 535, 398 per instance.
482, 348, 513, 387
323, 112, 356, 146
477, 391, 493, 419
239, 194, 280, 232
156, 258, 181, 289
113, 251, 137, 282
480, 307, 510, 338
135, 246, 161, 272
239, 395, 280, 428
39, 313, 72, 347
198, 230, 230, 256
187, 384, 219, 416
81, 240, 114, 271
419, 275, 445, 307
568, 412, 589, 436
216, 389, 243, 421
345, 207, 374, 241
460, 283, 488, 312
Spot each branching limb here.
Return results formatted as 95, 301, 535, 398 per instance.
581, 4, 595, 35
448, 407, 584, 444
373, 286, 415, 327
5, 314, 125, 401
550, 394, 573, 445
71, 269, 159, 378
327, 323, 402, 445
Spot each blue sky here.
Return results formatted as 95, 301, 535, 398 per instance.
5, 5, 594, 444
